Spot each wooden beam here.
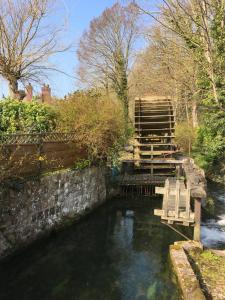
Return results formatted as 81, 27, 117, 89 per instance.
163, 179, 169, 217
140, 150, 177, 155
154, 209, 195, 222
122, 159, 183, 164
135, 128, 175, 131
156, 187, 189, 197
135, 110, 172, 113
135, 120, 175, 123
175, 180, 180, 219
193, 198, 201, 241
134, 115, 175, 118
137, 143, 175, 146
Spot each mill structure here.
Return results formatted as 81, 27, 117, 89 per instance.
133, 96, 178, 177
120, 95, 206, 240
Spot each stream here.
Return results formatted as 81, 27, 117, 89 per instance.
0, 183, 224, 300
201, 182, 225, 249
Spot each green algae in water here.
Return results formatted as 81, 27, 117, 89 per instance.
51, 278, 70, 297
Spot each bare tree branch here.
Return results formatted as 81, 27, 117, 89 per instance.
76, 3, 139, 120
0, 0, 70, 97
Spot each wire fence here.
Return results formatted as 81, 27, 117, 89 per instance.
0, 132, 77, 145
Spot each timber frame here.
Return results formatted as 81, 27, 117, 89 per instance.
120, 95, 207, 241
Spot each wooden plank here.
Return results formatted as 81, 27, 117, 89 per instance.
154, 210, 195, 222
175, 180, 180, 219
135, 107, 172, 109
42, 142, 76, 152
155, 187, 165, 194
140, 150, 177, 155
136, 135, 175, 137
154, 209, 194, 218
122, 159, 183, 164
135, 104, 172, 107
138, 144, 175, 148
135, 121, 175, 124
135, 96, 171, 100
194, 198, 201, 241
186, 182, 191, 219
156, 188, 187, 197
134, 115, 175, 118
136, 127, 175, 130
135, 111, 172, 114
135, 165, 176, 170
135, 99, 172, 102
163, 179, 169, 217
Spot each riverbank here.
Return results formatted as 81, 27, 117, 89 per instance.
0, 167, 112, 259
0, 169, 224, 298
170, 241, 225, 300
170, 182, 225, 300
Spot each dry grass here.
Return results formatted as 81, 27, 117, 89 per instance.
175, 121, 197, 155
56, 92, 127, 162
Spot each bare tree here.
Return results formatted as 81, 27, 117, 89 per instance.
136, 0, 225, 107
77, 3, 139, 120
130, 24, 199, 126
0, 0, 68, 97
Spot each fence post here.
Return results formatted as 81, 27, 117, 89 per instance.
37, 133, 44, 174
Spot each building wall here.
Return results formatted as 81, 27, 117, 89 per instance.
0, 167, 107, 259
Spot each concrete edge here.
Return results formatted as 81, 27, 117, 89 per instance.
170, 241, 206, 300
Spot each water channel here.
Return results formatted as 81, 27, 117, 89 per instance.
0, 183, 224, 300
201, 182, 225, 249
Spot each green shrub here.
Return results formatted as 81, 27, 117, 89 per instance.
193, 110, 225, 174
0, 98, 57, 133
73, 159, 91, 170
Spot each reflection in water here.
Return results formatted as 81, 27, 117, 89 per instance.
201, 183, 225, 249
0, 197, 181, 300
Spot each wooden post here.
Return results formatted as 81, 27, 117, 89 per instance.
175, 180, 180, 219
194, 198, 201, 241
186, 182, 191, 219
163, 179, 169, 217
37, 133, 44, 174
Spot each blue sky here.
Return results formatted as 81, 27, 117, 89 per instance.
0, 0, 160, 98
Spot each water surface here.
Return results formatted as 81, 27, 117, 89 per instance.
0, 196, 180, 300
1, 183, 224, 300
201, 182, 225, 249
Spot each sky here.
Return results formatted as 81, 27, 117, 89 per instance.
0, 0, 161, 98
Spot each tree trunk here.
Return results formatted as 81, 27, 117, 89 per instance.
210, 70, 219, 105
184, 97, 190, 124
192, 99, 198, 128
200, 0, 220, 105
9, 79, 19, 99
119, 89, 129, 122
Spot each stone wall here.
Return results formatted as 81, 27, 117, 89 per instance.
0, 167, 107, 259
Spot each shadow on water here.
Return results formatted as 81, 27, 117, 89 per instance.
0, 195, 184, 300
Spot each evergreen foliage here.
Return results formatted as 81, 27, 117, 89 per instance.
0, 99, 57, 133
194, 111, 225, 176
